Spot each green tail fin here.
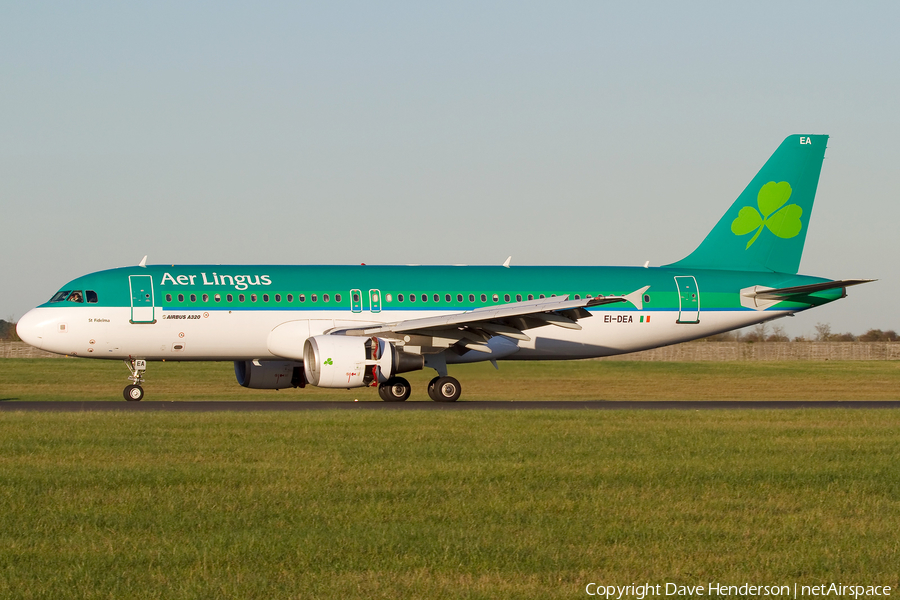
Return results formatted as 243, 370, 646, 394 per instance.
665, 134, 828, 274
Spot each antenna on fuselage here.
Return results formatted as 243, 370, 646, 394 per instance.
502, 256, 512, 268
139, 255, 148, 268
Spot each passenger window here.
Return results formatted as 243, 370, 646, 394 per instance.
275, 294, 281, 302
539, 294, 545, 299
324, 294, 330, 303
492, 294, 499, 302
421, 294, 427, 302
312, 294, 317, 302
398, 294, 404, 302
644, 294, 651, 303
457, 294, 463, 303
469, 294, 475, 302
86, 290, 98, 303
227, 294, 234, 302
178, 294, 184, 302
300, 294, 306, 302
68, 291, 84, 303
215, 294, 221, 302
239, 294, 245, 302
504, 294, 510, 302
287, 294, 293, 302
203, 294, 209, 302
516, 294, 521, 302
409, 294, 415, 303
50, 291, 71, 303
574, 294, 580, 300
263, 294, 269, 302
166, 294, 172, 302
480, 294, 486, 302
353, 292, 360, 302
251, 294, 257, 302
386, 294, 392, 302
335, 294, 341, 302
528, 294, 533, 300
190, 294, 196, 302
434, 294, 440, 302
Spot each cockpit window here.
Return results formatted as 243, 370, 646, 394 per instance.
86, 290, 98, 303
67, 291, 84, 303
50, 291, 71, 302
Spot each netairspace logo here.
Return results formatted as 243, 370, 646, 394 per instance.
584, 582, 893, 599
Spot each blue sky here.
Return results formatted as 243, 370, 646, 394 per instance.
2, 2, 897, 337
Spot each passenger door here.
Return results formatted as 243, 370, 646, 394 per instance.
129, 275, 156, 324
674, 276, 700, 324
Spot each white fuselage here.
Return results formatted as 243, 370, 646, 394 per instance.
18, 304, 784, 362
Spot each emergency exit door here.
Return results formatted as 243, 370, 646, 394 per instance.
350, 289, 362, 313
369, 289, 382, 313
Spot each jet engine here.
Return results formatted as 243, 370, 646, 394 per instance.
234, 360, 305, 390
303, 335, 423, 388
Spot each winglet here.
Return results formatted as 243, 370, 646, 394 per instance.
502, 256, 511, 268
623, 286, 650, 310
138, 255, 148, 268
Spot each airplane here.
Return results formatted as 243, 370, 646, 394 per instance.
16, 134, 872, 402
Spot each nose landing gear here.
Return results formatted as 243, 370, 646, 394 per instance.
123, 359, 147, 401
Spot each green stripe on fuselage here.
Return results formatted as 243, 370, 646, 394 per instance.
41, 264, 840, 314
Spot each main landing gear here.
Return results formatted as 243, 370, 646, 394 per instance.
123, 359, 147, 401
427, 376, 461, 402
376, 375, 462, 402
378, 377, 412, 402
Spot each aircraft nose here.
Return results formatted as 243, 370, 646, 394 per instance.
16, 308, 48, 350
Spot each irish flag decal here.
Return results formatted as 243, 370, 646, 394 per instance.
640, 315, 651, 323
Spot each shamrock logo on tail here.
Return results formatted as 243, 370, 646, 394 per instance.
324, 358, 333, 365
731, 181, 803, 249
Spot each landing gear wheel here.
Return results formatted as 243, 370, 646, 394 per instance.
124, 385, 144, 402
379, 377, 411, 402
123, 359, 147, 401
428, 376, 461, 402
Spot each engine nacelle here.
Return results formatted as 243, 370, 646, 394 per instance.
234, 360, 305, 390
303, 335, 423, 388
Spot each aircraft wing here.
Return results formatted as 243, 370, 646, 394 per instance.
332, 286, 649, 353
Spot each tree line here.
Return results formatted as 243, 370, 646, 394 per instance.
0, 319, 20, 341
704, 323, 898, 343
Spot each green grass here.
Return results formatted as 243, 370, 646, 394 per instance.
1, 358, 899, 401
0, 410, 898, 599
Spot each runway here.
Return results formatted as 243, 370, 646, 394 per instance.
1, 400, 899, 411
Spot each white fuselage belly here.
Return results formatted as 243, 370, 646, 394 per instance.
27, 305, 787, 362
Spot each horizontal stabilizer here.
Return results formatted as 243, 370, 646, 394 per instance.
740, 279, 874, 311
746, 279, 874, 299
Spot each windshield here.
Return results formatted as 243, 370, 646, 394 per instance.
49, 290, 71, 302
